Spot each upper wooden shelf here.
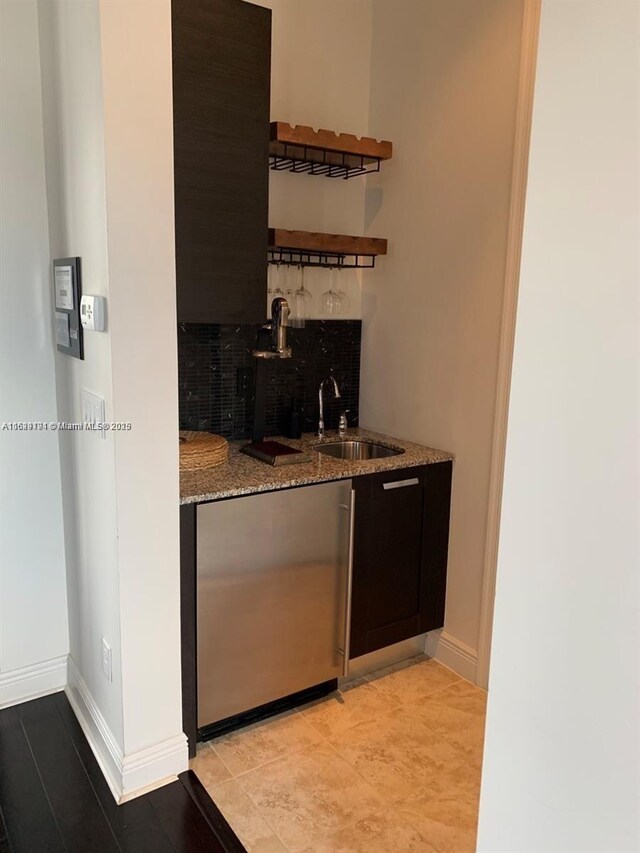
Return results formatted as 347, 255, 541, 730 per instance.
268, 228, 388, 268
269, 122, 393, 179
270, 122, 392, 160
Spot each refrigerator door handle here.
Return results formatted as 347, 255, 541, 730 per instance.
337, 489, 355, 677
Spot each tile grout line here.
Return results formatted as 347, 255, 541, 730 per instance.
318, 679, 486, 805
424, 723, 485, 771
321, 719, 424, 804
234, 752, 382, 853
223, 768, 297, 853
203, 739, 237, 781
395, 689, 487, 766
400, 803, 464, 849
364, 670, 464, 697
210, 717, 323, 782
320, 713, 483, 849
300, 691, 403, 745
201, 748, 293, 853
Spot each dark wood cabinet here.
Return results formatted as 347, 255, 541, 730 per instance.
172, 0, 271, 324
350, 461, 453, 659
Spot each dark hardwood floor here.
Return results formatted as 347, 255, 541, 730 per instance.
0, 692, 245, 853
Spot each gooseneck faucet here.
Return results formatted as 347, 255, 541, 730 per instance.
318, 377, 341, 438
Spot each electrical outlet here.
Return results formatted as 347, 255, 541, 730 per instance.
101, 638, 112, 682
81, 388, 106, 439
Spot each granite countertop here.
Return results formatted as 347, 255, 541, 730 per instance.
180, 428, 454, 504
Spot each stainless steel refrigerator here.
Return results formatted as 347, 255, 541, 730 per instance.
196, 480, 354, 730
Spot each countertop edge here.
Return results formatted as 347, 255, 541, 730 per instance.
180, 429, 454, 505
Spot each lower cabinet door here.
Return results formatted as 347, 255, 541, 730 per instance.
349, 462, 452, 659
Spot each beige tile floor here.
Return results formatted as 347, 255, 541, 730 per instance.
190, 655, 486, 853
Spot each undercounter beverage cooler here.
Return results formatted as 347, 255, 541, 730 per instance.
196, 480, 354, 732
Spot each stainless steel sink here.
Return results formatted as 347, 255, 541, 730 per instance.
313, 440, 404, 461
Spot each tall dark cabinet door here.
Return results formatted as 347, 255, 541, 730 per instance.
419, 460, 453, 634
350, 462, 452, 659
172, 0, 271, 324
350, 467, 426, 658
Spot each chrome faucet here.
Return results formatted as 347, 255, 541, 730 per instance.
318, 377, 341, 438
253, 297, 292, 359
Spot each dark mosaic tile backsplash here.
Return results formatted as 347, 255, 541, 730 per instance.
178, 321, 361, 440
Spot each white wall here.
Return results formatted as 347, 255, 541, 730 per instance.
478, 1, 640, 849
361, 0, 525, 667
99, 0, 184, 760
39, 0, 124, 745
257, 0, 374, 318
37, 0, 185, 798
0, 0, 69, 707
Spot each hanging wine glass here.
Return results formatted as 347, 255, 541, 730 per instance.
284, 264, 295, 300
271, 263, 285, 298
291, 265, 313, 328
267, 263, 275, 297
319, 267, 343, 316
334, 267, 351, 313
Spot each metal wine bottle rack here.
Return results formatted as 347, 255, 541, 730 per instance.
267, 248, 376, 268
268, 229, 388, 269
270, 142, 382, 179
269, 123, 393, 181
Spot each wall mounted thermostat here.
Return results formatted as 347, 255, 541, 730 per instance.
80, 295, 106, 331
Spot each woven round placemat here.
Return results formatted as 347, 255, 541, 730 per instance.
179, 430, 228, 471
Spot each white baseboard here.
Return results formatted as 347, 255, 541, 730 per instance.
65, 657, 124, 800
425, 630, 478, 683
120, 733, 188, 799
66, 657, 188, 803
0, 655, 68, 709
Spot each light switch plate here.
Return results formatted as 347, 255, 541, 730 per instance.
81, 389, 106, 438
